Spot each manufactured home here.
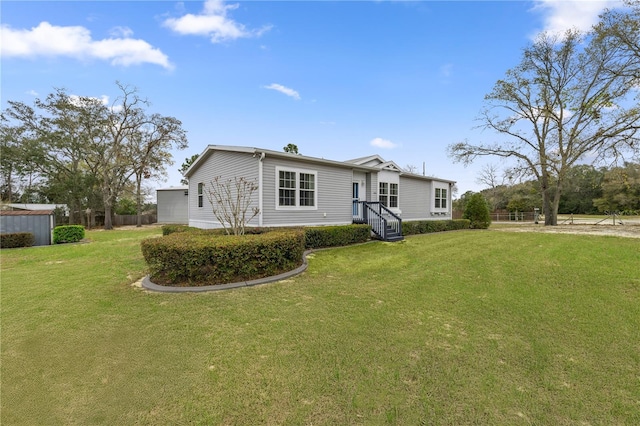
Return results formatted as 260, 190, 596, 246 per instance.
183, 145, 455, 241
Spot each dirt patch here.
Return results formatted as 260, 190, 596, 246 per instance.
491, 223, 640, 238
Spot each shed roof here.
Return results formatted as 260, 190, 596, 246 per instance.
157, 186, 189, 191
5, 203, 67, 211
0, 210, 54, 216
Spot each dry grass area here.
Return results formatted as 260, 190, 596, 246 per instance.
491, 222, 640, 238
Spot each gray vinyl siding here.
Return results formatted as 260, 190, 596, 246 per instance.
0, 213, 54, 246
188, 151, 259, 228
157, 188, 188, 224
367, 173, 378, 202
261, 156, 352, 226
399, 176, 432, 220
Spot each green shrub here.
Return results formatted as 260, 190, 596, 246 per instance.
448, 219, 471, 230
304, 224, 371, 249
0, 232, 35, 248
162, 224, 246, 236
161, 224, 193, 236
146, 224, 372, 287
402, 219, 470, 236
141, 230, 305, 286
53, 225, 85, 244
463, 193, 492, 229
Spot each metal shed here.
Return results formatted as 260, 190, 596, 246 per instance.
157, 187, 189, 224
0, 210, 55, 246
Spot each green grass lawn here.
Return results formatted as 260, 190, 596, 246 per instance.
2, 226, 639, 425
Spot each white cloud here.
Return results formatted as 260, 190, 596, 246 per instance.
108, 26, 134, 38
163, 0, 271, 43
263, 83, 301, 100
531, 0, 621, 35
440, 63, 453, 78
0, 21, 173, 69
370, 137, 398, 149
26, 90, 38, 96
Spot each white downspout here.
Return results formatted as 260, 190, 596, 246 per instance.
258, 152, 265, 226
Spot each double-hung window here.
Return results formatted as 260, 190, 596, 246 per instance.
389, 183, 398, 208
435, 188, 447, 209
277, 167, 317, 209
379, 182, 399, 208
379, 182, 388, 206
299, 173, 315, 207
278, 171, 296, 206
197, 182, 204, 208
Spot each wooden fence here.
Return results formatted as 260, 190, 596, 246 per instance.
112, 214, 157, 226
453, 210, 537, 222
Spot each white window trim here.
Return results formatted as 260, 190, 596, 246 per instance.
379, 180, 401, 213
434, 186, 448, 210
275, 166, 318, 211
197, 182, 204, 208
389, 182, 399, 209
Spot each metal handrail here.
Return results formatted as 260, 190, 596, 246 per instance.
353, 201, 402, 241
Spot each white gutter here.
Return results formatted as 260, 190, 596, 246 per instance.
258, 152, 265, 226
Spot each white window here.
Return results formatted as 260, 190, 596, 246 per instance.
276, 167, 317, 210
299, 173, 315, 207
379, 182, 388, 206
197, 183, 204, 208
390, 183, 398, 208
435, 187, 447, 209
379, 182, 398, 208
278, 171, 296, 206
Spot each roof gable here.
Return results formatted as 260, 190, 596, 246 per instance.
378, 160, 403, 172
346, 154, 386, 167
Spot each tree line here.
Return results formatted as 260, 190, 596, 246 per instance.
455, 162, 640, 216
1, 82, 188, 229
448, 0, 640, 225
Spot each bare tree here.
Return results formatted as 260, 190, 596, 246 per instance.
204, 176, 260, 235
476, 164, 503, 189
597, 1, 640, 67
476, 164, 506, 211
404, 164, 419, 174
449, 29, 640, 225
128, 113, 188, 226
92, 82, 188, 229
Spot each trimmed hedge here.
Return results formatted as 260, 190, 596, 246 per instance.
141, 230, 305, 286
304, 224, 371, 249
161, 224, 372, 248
161, 224, 192, 236
161, 224, 245, 237
402, 219, 470, 236
53, 225, 85, 244
0, 232, 35, 249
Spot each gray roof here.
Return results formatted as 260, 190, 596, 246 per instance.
0, 209, 54, 216
184, 145, 456, 184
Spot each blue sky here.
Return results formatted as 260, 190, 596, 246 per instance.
1, 0, 624, 198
